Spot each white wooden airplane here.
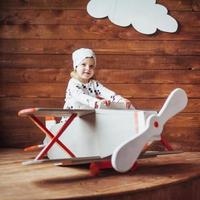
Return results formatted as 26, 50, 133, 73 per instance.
18, 88, 188, 175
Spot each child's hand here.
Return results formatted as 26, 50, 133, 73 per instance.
95, 99, 111, 108
101, 99, 111, 107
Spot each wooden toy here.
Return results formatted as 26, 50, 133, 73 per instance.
18, 88, 188, 175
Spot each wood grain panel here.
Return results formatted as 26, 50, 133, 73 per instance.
0, 0, 199, 151
0, 97, 64, 113
0, 128, 44, 147
1, 68, 200, 84
96, 70, 200, 84
1, 149, 200, 200
0, 24, 199, 40
0, 0, 193, 11
171, 141, 200, 151
0, 10, 199, 26
159, 0, 193, 11
165, 127, 200, 142
0, 0, 88, 10
1, 83, 199, 98
132, 98, 200, 113
0, 9, 92, 25
1, 54, 199, 70
166, 113, 200, 128
0, 40, 199, 55
193, 0, 200, 11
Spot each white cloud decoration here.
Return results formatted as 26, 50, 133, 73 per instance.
87, 0, 178, 34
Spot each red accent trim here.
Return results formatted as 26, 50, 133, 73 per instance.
96, 95, 104, 100
35, 113, 77, 160
160, 135, 173, 151
89, 163, 100, 176
18, 108, 37, 116
90, 160, 112, 176
90, 160, 139, 176
45, 116, 56, 121
29, 114, 76, 159
131, 162, 138, 172
134, 111, 139, 134
24, 145, 40, 152
154, 121, 159, 128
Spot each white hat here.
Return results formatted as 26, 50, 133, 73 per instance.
72, 48, 96, 69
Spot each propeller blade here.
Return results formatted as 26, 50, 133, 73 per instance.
111, 115, 160, 172
158, 88, 188, 125
111, 88, 187, 173
112, 88, 187, 172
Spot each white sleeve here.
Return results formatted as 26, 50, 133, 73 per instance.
95, 81, 124, 102
67, 80, 100, 108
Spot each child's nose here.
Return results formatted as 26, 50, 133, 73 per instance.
85, 65, 90, 70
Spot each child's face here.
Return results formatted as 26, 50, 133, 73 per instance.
76, 57, 95, 82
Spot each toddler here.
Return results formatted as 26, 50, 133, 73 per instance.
63, 48, 133, 110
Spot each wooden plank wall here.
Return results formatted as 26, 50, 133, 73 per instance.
0, 0, 199, 150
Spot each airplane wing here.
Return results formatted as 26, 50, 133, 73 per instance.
18, 108, 95, 117
139, 150, 182, 159
18, 102, 131, 118
22, 156, 104, 166
22, 150, 182, 166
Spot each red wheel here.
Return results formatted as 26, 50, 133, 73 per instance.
90, 163, 100, 176
131, 162, 138, 172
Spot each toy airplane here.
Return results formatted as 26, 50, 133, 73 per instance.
18, 88, 188, 175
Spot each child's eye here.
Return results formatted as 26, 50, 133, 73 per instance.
81, 63, 86, 66
89, 65, 94, 69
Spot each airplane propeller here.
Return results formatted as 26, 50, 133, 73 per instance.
111, 88, 188, 172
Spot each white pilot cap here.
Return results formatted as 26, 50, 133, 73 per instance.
72, 48, 96, 69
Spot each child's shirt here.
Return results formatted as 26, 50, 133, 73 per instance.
63, 78, 124, 109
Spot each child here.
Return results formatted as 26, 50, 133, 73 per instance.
63, 48, 133, 110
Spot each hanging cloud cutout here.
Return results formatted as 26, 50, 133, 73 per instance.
87, 0, 178, 35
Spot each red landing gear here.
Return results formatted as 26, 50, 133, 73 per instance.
89, 160, 138, 176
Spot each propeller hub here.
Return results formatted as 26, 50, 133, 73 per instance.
154, 121, 159, 128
